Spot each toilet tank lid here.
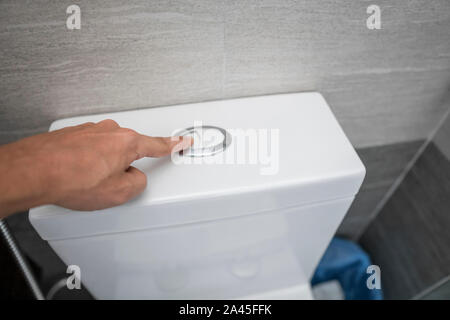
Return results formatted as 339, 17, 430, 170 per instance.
29, 92, 365, 240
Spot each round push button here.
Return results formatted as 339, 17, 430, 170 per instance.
175, 125, 231, 157
201, 127, 225, 148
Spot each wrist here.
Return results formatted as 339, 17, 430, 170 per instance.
0, 142, 52, 216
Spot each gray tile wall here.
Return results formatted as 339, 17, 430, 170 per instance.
433, 111, 450, 160
1, 0, 449, 147
1, 1, 450, 242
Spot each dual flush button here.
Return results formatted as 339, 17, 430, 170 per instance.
176, 125, 232, 157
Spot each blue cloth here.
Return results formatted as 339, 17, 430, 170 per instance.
311, 237, 383, 300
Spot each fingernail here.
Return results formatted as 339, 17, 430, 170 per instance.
184, 136, 193, 145
172, 136, 193, 152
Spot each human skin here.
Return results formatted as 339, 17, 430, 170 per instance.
0, 119, 192, 219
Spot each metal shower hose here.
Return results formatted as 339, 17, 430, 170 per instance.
0, 219, 45, 300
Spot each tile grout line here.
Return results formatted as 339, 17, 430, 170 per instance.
412, 275, 450, 300
221, 0, 226, 99
356, 103, 450, 240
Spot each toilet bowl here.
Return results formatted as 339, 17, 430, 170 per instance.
29, 92, 365, 299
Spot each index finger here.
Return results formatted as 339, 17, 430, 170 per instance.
134, 135, 193, 159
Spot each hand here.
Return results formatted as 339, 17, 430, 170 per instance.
0, 120, 192, 218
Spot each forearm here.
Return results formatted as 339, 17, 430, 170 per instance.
0, 120, 191, 218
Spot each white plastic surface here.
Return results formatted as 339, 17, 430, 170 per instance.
28, 92, 365, 300
49, 197, 353, 299
29, 92, 365, 240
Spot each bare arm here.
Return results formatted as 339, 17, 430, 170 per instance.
0, 119, 192, 219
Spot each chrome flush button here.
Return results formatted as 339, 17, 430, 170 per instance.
176, 125, 231, 157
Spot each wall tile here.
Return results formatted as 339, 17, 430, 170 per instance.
0, 0, 224, 143
433, 110, 450, 160
359, 143, 450, 299
0, 1, 450, 147
223, 0, 450, 147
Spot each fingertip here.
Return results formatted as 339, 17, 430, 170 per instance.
171, 136, 193, 153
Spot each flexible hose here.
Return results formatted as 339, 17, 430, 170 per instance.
0, 219, 45, 300
46, 278, 67, 300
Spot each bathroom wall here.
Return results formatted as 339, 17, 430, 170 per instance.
336, 139, 424, 239
360, 109, 450, 299
1, 0, 450, 239
433, 110, 450, 160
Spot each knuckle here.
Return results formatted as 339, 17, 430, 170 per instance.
118, 129, 139, 150
98, 119, 119, 127
120, 128, 139, 138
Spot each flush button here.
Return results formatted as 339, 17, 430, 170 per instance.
175, 125, 231, 157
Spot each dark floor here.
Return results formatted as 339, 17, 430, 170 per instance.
1, 214, 93, 299
419, 277, 450, 300
360, 142, 450, 299
0, 227, 34, 300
